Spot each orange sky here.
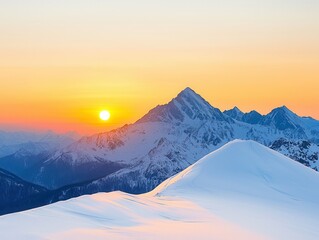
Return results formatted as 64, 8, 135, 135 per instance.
0, 1, 318, 134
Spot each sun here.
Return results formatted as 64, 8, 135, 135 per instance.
99, 110, 111, 121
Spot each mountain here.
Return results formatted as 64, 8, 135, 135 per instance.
17, 88, 317, 202
2, 87, 237, 189
0, 168, 50, 215
2, 140, 319, 240
2, 88, 319, 192
0, 87, 318, 217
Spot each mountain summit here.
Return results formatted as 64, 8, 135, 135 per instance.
137, 87, 228, 123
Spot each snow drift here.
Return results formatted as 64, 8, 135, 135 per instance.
1, 140, 319, 240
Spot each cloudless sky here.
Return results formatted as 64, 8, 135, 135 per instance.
0, 0, 318, 134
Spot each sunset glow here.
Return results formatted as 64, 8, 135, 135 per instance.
1, 1, 318, 134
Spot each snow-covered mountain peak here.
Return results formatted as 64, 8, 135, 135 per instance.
137, 87, 228, 124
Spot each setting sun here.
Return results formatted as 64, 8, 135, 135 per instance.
99, 110, 110, 121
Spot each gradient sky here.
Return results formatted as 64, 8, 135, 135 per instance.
1, 0, 318, 134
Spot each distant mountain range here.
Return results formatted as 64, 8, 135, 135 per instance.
0, 130, 78, 158
224, 105, 319, 132
0, 87, 318, 214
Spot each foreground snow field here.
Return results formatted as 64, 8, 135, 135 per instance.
1, 140, 319, 240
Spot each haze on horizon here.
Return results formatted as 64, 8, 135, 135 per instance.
1, 0, 318, 134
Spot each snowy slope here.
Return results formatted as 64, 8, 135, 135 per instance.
154, 140, 319, 200
1, 140, 319, 240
